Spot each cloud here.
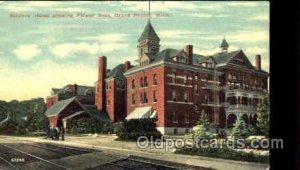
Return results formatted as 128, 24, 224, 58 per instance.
251, 13, 269, 21
120, 1, 218, 12
227, 30, 269, 43
0, 58, 97, 101
77, 33, 128, 42
0, 1, 89, 12
226, 2, 262, 7
0, 1, 59, 11
50, 42, 99, 58
13, 44, 42, 61
187, 13, 231, 18
50, 41, 129, 58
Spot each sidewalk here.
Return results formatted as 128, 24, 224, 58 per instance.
0, 135, 269, 170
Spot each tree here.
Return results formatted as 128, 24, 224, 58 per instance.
232, 114, 249, 138
256, 94, 269, 137
196, 109, 210, 128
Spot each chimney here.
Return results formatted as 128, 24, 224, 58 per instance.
96, 56, 107, 111
255, 54, 261, 70
124, 61, 131, 71
72, 84, 78, 95
184, 45, 193, 64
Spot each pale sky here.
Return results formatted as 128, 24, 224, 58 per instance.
0, 1, 269, 101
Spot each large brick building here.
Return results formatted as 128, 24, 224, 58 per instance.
95, 21, 269, 134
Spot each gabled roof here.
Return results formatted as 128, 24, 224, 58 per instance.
52, 85, 94, 96
45, 97, 77, 117
126, 48, 206, 72
211, 50, 242, 65
138, 21, 160, 42
106, 64, 125, 79
82, 105, 110, 122
45, 97, 111, 122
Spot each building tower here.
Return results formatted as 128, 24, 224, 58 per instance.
137, 21, 160, 59
220, 37, 229, 53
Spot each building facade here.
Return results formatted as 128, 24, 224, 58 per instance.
95, 21, 269, 134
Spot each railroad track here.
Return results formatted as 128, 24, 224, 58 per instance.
0, 141, 210, 170
0, 143, 68, 170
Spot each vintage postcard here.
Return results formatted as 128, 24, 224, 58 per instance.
0, 1, 274, 170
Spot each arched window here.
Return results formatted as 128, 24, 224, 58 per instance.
132, 79, 135, 89
144, 76, 148, 87
153, 74, 157, 85
140, 77, 143, 87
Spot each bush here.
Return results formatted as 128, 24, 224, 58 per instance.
176, 147, 269, 163
216, 129, 227, 139
116, 119, 162, 141
192, 125, 213, 140
70, 126, 78, 135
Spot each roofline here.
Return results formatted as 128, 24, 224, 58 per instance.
124, 60, 223, 76
46, 97, 78, 118
217, 63, 269, 76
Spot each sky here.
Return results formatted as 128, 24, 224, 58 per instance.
0, 1, 269, 101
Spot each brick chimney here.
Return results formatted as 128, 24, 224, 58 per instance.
96, 56, 107, 111
184, 45, 193, 64
124, 61, 131, 71
72, 84, 78, 95
255, 54, 261, 70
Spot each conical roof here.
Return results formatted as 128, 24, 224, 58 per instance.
220, 37, 229, 48
138, 21, 160, 42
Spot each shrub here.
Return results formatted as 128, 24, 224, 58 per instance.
70, 126, 78, 135
176, 147, 269, 163
116, 119, 162, 141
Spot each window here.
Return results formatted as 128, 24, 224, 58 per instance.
171, 112, 178, 123
228, 74, 232, 80
172, 73, 176, 83
184, 113, 189, 123
195, 72, 198, 80
172, 90, 176, 101
153, 74, 157, 85
204, 95, 208, 103
107, 100, 110, 105
144, 92, 148, 103
140, 77, 143, 87
132, 79, 135, 89
195, 84, 198, 94
131, 94, 135, 104
184, 92, 188, 102
153, 91, 157, 102
184, 75, 188, 85
140, 93, 143, 104
144, 77, 148, 87
195, 104, 199, 111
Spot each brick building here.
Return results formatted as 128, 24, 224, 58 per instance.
95, 21, 269, 134
45, 84, 110, 129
